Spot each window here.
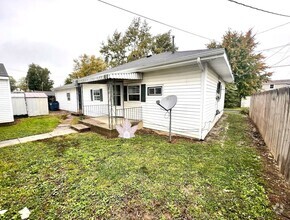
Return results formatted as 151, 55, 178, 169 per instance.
147, 86, 162, 96
216, 81, 222, 95
128, 85, 140, 101
90, 89, 103, 102
216, 81, 222, 101
66, 93, 70, 101
270, 84, 274, 89
93, 89, 101, 101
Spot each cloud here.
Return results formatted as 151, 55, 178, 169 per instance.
0, 39, 69, 67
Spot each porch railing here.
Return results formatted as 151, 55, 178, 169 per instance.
116, 107, 142, 121
83, 104, 109, 117
83, 105, 142, 129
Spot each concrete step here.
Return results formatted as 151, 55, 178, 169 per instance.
71, 124, 90, 132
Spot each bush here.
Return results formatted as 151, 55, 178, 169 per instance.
240, 107, 249, 115
225, 83, 241, 108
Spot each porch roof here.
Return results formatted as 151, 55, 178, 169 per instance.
78, 72, 143, 83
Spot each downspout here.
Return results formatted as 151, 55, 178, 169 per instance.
197, 57, 207, 140
107, 81, 111, 129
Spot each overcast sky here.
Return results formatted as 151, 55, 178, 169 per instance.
0, 0, 289, 87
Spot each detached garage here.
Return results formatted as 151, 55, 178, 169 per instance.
11, 92, 49, 116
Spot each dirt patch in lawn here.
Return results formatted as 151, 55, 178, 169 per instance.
247, 117, 290, 220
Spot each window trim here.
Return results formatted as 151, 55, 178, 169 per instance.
147, 86, 163, 96
127, 84, 140, 101
92, 89, 101, 101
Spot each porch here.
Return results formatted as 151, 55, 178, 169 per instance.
80, 104, 143, 137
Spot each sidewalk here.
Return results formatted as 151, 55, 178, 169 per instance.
0, 122, 77, 148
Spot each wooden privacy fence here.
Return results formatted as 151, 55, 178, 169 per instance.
250, 87, 290, 183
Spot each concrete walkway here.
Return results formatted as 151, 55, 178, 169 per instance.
0, 119, 77, 148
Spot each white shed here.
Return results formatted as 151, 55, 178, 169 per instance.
11, 93, 27, 116
0, 63, 14, 123
11, 92, 49, 116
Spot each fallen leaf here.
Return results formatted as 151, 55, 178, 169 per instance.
0, 210, 7, 215
19, 207, 31, 219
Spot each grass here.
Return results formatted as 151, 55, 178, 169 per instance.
0, 115, 60, 141
0, 113, 274, 219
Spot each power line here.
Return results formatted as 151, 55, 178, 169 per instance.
265, 45, 290, 61
97, 0, 213, 41
257, 21, 290, 35
270, 65, 290, 68
228, 0, 290, 18
7, 67, 27, 73
271, 55, 290, 66
257, 43, 290, 52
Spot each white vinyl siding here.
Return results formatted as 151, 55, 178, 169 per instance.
55, 88, 78, 112
200, 66, 225, 139
82, 84, 108, 117
141, 64, 202, 139
0, 78, 14, 123
82, 84, 108, 105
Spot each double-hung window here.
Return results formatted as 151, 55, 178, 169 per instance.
128, 85, 140, 101
93, 89, 101, 101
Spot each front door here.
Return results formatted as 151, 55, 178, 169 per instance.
112, 83, 123, 117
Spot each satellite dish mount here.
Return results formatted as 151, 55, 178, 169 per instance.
156, 95, 177, 143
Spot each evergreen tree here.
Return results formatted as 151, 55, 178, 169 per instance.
207, 29, 271, 106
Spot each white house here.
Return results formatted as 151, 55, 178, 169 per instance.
241, 79, 290, 107
54, 49, 233, 140
0, 63, 14, 123
262, 79, 290, 91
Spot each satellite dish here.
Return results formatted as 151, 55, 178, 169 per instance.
156, 95, 177, 111
156, 95, 178, 143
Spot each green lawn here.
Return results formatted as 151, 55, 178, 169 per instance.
0, 113, 274, 219
0, 116, 60, 141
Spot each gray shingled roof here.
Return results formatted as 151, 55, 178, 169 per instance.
53, 83, 77, 91
0, 63, 9, 77
265, 79, 290, 85
79, 49, 226, 82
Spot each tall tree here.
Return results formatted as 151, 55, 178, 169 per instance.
100, 18, 177, 68
65, 54, 107, 84
9, 76, 17, 91
207, 29, 271, 102
26, 63, 54, 91
17, 77, 28, 92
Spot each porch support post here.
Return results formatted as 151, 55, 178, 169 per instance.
113, 79, 117, 128
107, 81, 111, 130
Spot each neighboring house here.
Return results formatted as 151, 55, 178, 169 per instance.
262, 79, 290, 91
0, 63, 14, 123
11, 92, 49, 116
241, 79, 290, 107
54, 49, 233, 140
